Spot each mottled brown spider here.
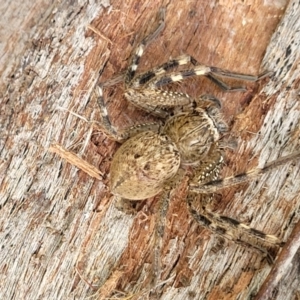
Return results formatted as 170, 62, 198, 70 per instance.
95, 9, 300, 287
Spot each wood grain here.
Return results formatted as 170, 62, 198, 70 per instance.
0, 0, 299, 299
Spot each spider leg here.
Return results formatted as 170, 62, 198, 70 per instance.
130, 55, 269, 91
152, 188, 170, 287
145, 66, 270, 91
152, 170, 186, 291
95, 86, 161, 142
205, 73, 247, 92
130, 54, 197, 88
187, 147, 287, 262
103, 54, 196, 92
147, 64, 212, 88
136, 56, 270, 91
125, 60, 270, 116
207, 69, 272, 91
186, 193, 281, 263
209, 68, 271, 82
125, 8, 165, 85
190, 150, 300, 193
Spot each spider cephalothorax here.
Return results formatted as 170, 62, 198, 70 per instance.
95, 8, 300, 288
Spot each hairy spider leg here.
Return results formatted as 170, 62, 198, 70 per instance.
145, 64, 269, 92
95, 86, 161, 142
185, 150, 300, 262
191, 150, 300, 193
125, 8, 166, 85
186, 193, 281, 263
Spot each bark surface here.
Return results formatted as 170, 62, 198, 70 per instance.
1, 0, 300, 299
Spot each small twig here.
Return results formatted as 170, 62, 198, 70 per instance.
55, 106, 90, 122
49, 143, 103, 179
255, 219, 300, 300
75, 266, 98, 291
88, 25, 113, 44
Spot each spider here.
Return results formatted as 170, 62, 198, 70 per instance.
94, 8, 300, 287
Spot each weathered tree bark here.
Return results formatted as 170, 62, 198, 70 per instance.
1, 0, 299, 299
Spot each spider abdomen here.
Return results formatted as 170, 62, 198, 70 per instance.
110, 131, 180, 200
